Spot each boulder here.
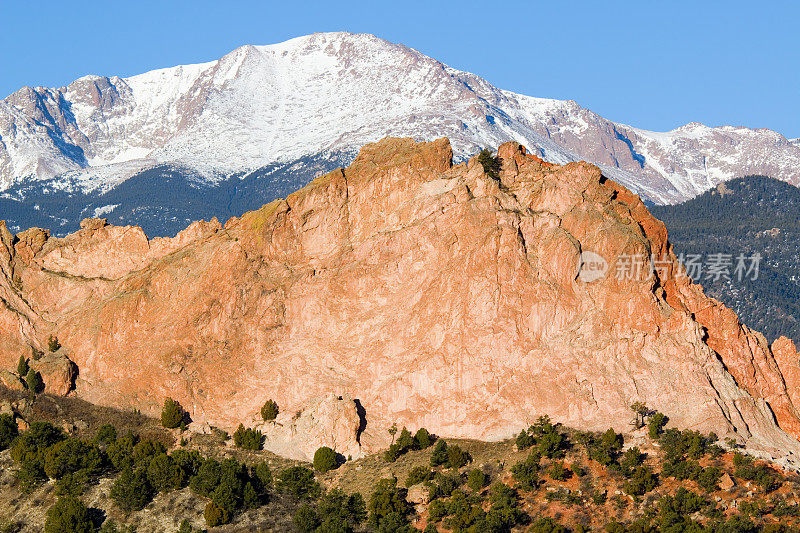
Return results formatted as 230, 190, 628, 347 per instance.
719, 472, 735, 491
30, 351, 77, 396
407, 483, 430, 504
0, 370, 24, 391
258, 394, 364, 461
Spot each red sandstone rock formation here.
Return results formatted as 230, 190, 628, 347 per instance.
1, 137, 800, 460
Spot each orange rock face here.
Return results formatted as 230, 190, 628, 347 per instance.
1, 137, 800, 459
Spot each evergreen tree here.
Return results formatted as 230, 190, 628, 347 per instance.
261, 399, 279, 421
44, 496, 94, 533
0, 413, 18, 450
110, 466, 153, 511
313, 446, 338, 473
161, 398, 187, 429
26, 368, 43, 393
17, 354, 29, 377
430, 439, 448, 467
477, 148, 501, 179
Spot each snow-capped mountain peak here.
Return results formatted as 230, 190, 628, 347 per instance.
1, 31, 799, 210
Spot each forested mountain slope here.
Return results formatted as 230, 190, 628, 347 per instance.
652, 176, 800, 343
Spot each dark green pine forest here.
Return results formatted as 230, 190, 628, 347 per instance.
651, 176, 800, 344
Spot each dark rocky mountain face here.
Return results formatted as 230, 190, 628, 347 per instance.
0, 153, 348, 237
652, 175, 800, 344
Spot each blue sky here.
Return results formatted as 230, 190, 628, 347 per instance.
1, 0, 797, 138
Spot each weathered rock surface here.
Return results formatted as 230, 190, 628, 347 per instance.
256, 394, 364, 461
29, 351, 77, 396
0, 370, 24, 391
2, 137, 800, 460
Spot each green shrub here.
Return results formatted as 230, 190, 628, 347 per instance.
0, 413, 18, 450
511, 451, 540, 491
110, 466, 153, 511
384, 443, 402, 463
659, 428, 715, 463
428, 471, 462, 500
316, 488, 367, 531
516, 428, 535, 451
516, 416, 568, 458
161, 398, 187, 429
252, 461, 273, 494
368, 478, 411, 528
106, 431, 137, 471
204, 500, 230, 527
293, 503, 320, 532
212, 468, 246, 513
732, 452, 782, 492
276, 466, 320, 499
261, 399, 279, 421
477, 148, 501, 179
589, 428, 624, 466
54, 470, 90, 496
26, 368, 43, 393
548, 461, 569, 481
189, 458, 222, 497
11, 421, 66, 487
189, 457, 246, 514
430, 439, 448, 467
443, 489, 483, 531
657, 487, 708, 531
623, 465, 658, 496
698, 466, 722, 492
446, 444, 471, 469
648, 412, 669, 438
406, 465, 434, 487
47, 335, 61, 352
467, 468, 488, 491
570, 462, 586, 477
242, 481, 259, 509
414, 427, 433, 449
232, 423, 263, 450
384, 426, 427, 463
177, 520, 194, 533
43, 438, 103, 479
132, 439, 166, 468
44, 495, 94, 533
428, 498, 448, 522
396, 427, 414, 449
171, 449, 203, 479
146, 453, 185, 493
93, 424, 117, 447
313, 446, 339, 473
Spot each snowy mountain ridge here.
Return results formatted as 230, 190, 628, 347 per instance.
1, 31, 799, 214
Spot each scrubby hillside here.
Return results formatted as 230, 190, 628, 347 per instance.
3, 386, 800, 532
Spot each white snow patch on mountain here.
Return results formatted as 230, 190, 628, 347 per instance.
1, 31, 799, 204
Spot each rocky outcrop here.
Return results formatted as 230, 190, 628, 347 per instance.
2, 137, 800, 461
0, 370, 24, 391
256, 394, 364, 461
29, 351, 77, 396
